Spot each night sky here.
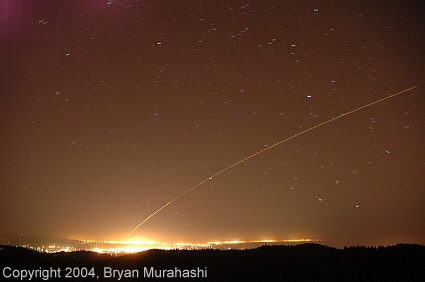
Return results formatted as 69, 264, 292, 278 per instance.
1, 0, 424, 247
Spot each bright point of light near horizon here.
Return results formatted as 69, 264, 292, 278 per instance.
27, 237, 325, 255
89, 238, 324, 254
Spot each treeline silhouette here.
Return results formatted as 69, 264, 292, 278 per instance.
1, 243, 424, 281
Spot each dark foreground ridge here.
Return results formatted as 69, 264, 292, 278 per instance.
1, 243, 424, 281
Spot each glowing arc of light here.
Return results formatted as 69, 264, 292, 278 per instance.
128, 86, 418, 236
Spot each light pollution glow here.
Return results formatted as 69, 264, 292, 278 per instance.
91, 238, 324, 254
26, 238, 324, 255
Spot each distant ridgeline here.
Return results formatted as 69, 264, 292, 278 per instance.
1, 243, 424, 280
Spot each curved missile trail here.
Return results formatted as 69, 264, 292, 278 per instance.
128, 86, 417, 236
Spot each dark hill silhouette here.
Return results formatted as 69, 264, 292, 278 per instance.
1, 243, 424, 281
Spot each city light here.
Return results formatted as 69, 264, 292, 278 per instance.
11, 238, 325, 255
